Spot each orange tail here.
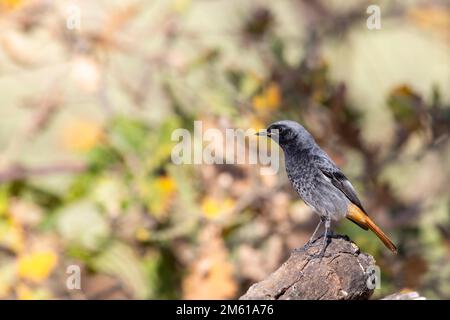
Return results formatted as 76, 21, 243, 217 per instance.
346, 204, 397, 254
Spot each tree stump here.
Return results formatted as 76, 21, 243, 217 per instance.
240, 235, 376, 300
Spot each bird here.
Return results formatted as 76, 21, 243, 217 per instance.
256, 120, 397, 255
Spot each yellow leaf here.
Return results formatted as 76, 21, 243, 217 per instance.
144, 176, 177, 218
62, 119, 104, 152
249, 117, 266, 131
201, 197, 234, 220
0, 0, 25, 11
252, 94, 267, 111
266, 83, 281, 109
156, 176, 176, 194
17, 251, 58, 283
135, 227, 151, 242
252, 82, 282, 112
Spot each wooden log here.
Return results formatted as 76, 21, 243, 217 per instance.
240, 235, 376, 300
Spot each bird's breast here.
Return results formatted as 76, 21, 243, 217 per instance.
285, 159, 348, 219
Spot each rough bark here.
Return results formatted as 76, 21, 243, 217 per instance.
240, 235, 376, 300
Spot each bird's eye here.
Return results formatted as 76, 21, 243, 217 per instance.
277, 127, 284, 133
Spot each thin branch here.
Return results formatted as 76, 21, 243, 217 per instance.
0, 162, 88, 183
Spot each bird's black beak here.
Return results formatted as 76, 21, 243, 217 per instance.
255, 131, 271, 137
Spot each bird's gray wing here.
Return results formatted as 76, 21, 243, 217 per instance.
311, 151, 367, 214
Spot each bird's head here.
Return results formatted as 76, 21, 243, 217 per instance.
256, 120, 314, 150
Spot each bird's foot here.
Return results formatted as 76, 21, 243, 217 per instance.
306, 232, 331, 260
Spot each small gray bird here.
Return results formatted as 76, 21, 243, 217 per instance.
257, 120, 397, 255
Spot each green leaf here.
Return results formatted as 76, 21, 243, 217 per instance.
56, 201, 110, 251
110, 117, 149, 154
91, 242, 150, 299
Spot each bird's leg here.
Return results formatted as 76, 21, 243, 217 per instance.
318, 215, 331, 258
297, 217, 324, 253
305, 217, 324, 247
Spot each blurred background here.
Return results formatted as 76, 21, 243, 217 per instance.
0, 0, 449, 299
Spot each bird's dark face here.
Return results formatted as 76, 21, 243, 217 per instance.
256, 120, 314, 150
